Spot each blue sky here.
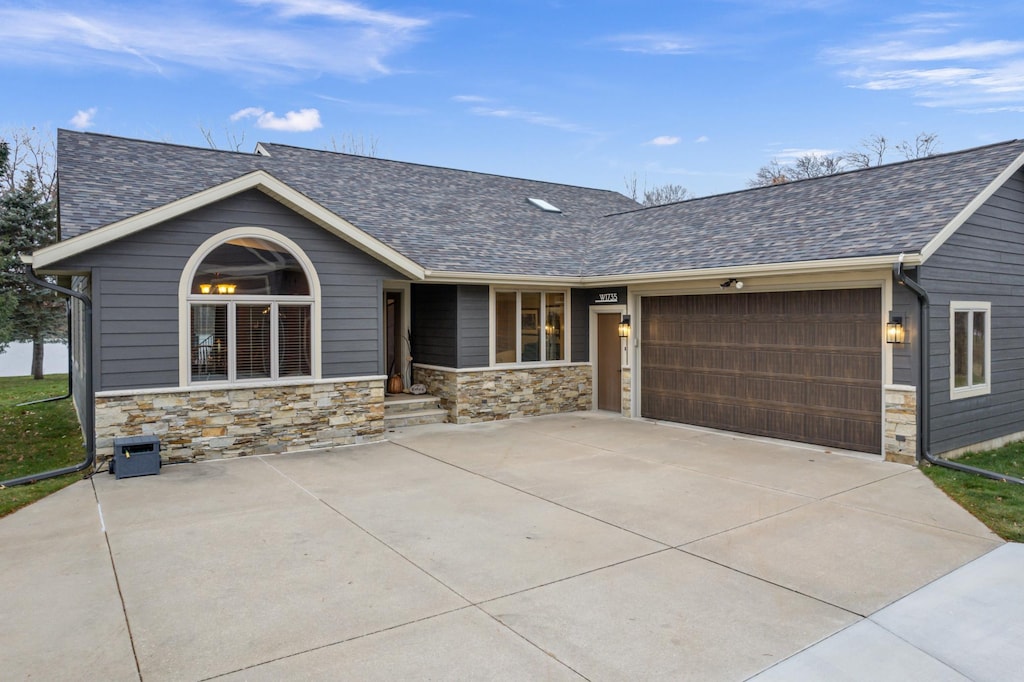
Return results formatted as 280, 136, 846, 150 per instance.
1, 0, 1022, 198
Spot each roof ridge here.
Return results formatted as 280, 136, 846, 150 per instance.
600, 137, 1024, 219
257, 141, 635, 197
58, 128, 261, 158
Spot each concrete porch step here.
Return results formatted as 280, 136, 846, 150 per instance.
384, 394, 447, 428
383, 407, 449, 429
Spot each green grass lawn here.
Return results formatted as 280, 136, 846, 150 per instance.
922, 442, 1024, 543
0, 375, 86, 518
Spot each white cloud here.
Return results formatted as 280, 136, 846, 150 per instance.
695, 135, 710, 143
452, 94, 491, 103
0, 3, 429, 80
239, 0, 427, 30
647, 136, 681, 146
824, 13, 1024, 110
775, 147, 840, 161
231, 107, 323, 132
69, 107, 97, 130
603, 33, 699, 55
230, 106, 267, 122
468, 105, 593, 135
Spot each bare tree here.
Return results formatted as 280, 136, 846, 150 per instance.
327, 133, 379, 157
750, 133, 941, 187
198, 123, 247, 152
624, 173, 692, 206
642, 183, 691, 206
749, 153, 844, 187
1, 127, 55, 202
895, 132, 940, 162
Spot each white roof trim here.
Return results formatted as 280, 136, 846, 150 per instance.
32, 170, 426, 280
424, 253, 921, 286
920, 147, 1024, 263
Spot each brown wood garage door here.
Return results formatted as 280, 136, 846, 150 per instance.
640, 289, 881, 453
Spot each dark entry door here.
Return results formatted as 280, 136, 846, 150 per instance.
640, 289, 881, 453
385, 291, 401, 376
597, 313, 621, 412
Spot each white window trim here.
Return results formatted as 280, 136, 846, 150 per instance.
949, 300, 991, 400
189, 299, 315, 383
178, 227, 322, 387
489, 287, 570, 366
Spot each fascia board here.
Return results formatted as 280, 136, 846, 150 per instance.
422, 270, 583, 286
32, 170, 427, 280
919, 148, 1024, 263
579, 254, 922, 286
422, 254, 922, 287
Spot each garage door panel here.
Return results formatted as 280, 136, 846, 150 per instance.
640, 289, 882, 454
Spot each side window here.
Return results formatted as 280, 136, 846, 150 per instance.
950, 301, 990, 399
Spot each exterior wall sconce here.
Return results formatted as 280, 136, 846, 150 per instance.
618, 314, 631, 338
886, 314, 905, 344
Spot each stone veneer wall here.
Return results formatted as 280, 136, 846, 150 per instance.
884, 384, 917, 465
414, 364, 592, 424
95, 378, 386, 462
621, 367, 632, 417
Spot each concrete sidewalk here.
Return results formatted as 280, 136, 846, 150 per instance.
1, 412, 1020, 680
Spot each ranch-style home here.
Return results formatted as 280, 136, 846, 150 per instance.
28, 130, 1024, 466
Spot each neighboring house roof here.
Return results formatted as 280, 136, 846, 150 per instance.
51, 130, 1024, 281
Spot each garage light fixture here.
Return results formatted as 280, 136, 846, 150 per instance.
618, 314, 631, 338
720, 278, 744, 289
886, 314, 905, 344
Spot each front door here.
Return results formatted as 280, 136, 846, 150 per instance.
597, 313, 621, 412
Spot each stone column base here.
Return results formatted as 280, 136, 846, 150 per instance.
884, 384, 917, 465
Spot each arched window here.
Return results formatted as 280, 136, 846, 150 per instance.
185, 233, 316, 384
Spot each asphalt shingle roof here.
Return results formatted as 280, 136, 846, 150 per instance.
56, 130, 1024, 278
56, 131, 638, 277
585, 140, 1024, 276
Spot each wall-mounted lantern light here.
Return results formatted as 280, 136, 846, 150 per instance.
618, 314, 631, 339
886, 314, 905, 344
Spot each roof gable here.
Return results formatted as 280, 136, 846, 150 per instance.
36, 169, 426, 279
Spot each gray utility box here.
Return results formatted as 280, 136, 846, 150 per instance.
111, 435, 161, 480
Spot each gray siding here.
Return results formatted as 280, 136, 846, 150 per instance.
921, 169, 1024, 454
411, 284, 458, 367
52, 189, 402, 391
891, 280, 918, 386
571, 288, 589, 362
457, 285, 490, 368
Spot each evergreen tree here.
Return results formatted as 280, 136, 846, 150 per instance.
0, 171, 65, 378
0, 141, 12, 352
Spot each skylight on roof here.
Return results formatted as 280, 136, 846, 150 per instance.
527, 197, 562, 213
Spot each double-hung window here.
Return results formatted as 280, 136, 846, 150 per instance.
189, 237, 313, 383
494, 290, 566, 364
950, 301, 990, 399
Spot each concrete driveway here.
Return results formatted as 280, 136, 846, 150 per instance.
2, 412, 1020, 681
